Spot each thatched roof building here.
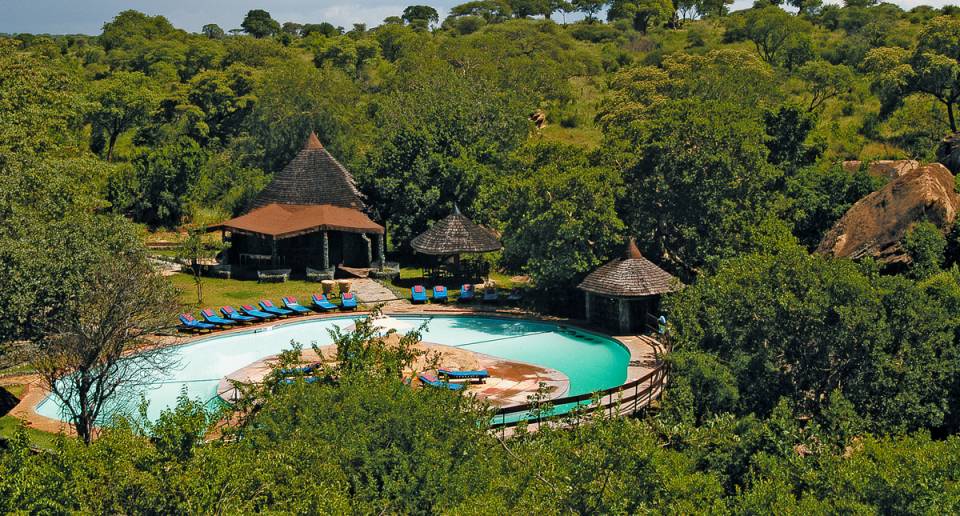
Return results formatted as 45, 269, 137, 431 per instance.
410, 205, 502, 256
578, 239, 679, 334
211, 133, 384, 273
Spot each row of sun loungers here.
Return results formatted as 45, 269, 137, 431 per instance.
178, 294, 359, 333
410, 284, 522, 304
418, 369, 490, 390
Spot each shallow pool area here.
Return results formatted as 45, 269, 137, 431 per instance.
36, 315, 630, 424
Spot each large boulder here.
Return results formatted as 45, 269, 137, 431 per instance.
841, 159, 921, 180
817, 163, 960, 265
937, 133, 960, 175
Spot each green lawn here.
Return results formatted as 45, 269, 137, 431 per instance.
1, 384, 60, 450
0, 415, 61, 450
169, 273, 348, 311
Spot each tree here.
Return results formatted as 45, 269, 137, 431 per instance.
573, 0, 606, 21
100, 10, 176, 51
904, 221, 947, 279
201, 23, 225, 39
28, 238, 180, 444
0, 39, 86, 156
177, 227, 225, 305
247, 59, 366, 172
787, 0, 822, 16
449, 0, 514, 22
863, 17, 960, 132
667, 248, 960, 433
86, 71, 159, 162
302, 22, 341, 37
241, 9, 280, 38
496, 143, 625, 294
402, 5, 440, 28
738, 7, 813, 66
608, 0, 675, 33
127, 137, 206, 227
797, 60, 854, 111
281, 22, 303, 37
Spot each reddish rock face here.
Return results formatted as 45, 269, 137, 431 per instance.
817, 163, 960, 265
841, 159, 921, 180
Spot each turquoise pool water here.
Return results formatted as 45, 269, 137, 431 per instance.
36, 315, 630, 424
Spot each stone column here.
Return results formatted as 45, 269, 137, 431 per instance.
618, 298, 631, 335
322, 231, 329, 270
377, 234, 386, 270
584, 292, 592, 322
361, 233, 373, 265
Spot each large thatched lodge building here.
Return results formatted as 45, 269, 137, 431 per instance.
211, 133, 384, 276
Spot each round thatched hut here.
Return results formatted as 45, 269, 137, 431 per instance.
578, 238, 680, 334
411, 205, 500, 257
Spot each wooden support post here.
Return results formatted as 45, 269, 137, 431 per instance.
322, 231, 329, 270
584, 292, 592, 322
270, 238, 278, 267
618, 298, 631, 334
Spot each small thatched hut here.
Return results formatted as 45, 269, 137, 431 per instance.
211, 133, 384, 274
411, 206, 501, 261
578, 239, 679, 334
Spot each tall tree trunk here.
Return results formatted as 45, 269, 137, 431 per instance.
949, 101, 957, 133
106, 131, 118, 162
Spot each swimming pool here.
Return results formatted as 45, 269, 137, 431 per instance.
36, 315, 630, 424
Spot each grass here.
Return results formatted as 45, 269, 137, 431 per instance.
0, 415, 61, 450
168, 273, 349, 310
1, 384, 61, 450
0, 363, 36, 376
4, 384, 24, 398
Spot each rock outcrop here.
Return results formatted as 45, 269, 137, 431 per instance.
841, 159, 921, 180
817, 163, 960, 265
937, 133, 960, 175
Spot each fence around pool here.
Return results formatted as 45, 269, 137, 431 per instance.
490, 361, 667, 435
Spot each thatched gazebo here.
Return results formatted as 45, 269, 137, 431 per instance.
411, 205, 501, 266
211, 132, 384, 275
578, 238, 679, 334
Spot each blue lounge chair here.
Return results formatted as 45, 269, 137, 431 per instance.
411, 285, 428, 304
438, 369, 489, 383
458, 284, 475, 303
281, 296, 311, 315
200, 308, 238, 328
311, 293, 338, 312
482, 288, 499, 304
259, 299, 293, 317
239, 304, 277, 320
178, 314, 215, 333
340, 292, 358, 310
433, 285, 448, 303
220, 306, 256, 324
418, 374, 464, 391
278, 362, 320, 375
279, 376, 320, 385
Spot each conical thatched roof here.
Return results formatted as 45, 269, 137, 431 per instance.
410, 206, 502, 255
578, 239, 679, 298
251, 132, 364, 210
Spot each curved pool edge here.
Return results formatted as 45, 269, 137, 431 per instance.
24, 307, 659, 434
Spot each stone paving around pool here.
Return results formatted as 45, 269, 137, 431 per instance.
217, 341, 570, 408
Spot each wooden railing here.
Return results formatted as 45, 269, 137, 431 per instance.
490, 362, 668, 432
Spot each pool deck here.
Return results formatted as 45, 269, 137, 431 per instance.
217, 342, 570, 407
4, 302, 663, 438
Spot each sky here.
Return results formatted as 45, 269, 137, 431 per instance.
0, 0, 957, 35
